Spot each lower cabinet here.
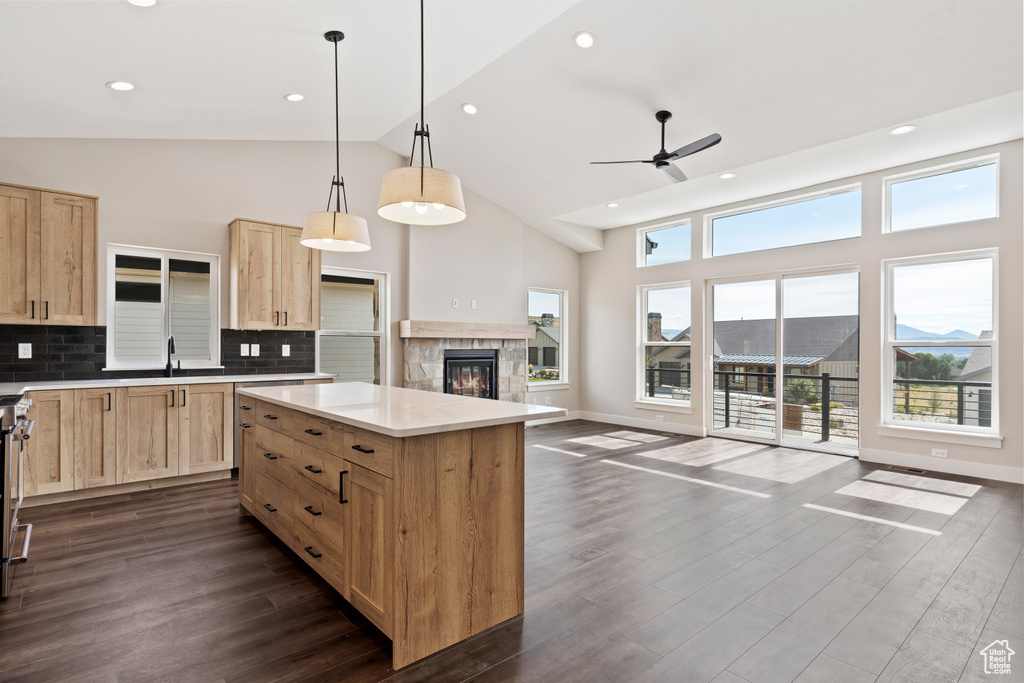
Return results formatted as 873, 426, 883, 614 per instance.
116, 386, 179, 483
346, 463, 392, 632
178, 383, 233, 475
23, 390, 75, 496
74, 388, 116, 489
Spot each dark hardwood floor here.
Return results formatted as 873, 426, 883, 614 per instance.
2, 420, 1021, 682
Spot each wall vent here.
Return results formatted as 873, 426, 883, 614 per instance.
886, 465, 928, 474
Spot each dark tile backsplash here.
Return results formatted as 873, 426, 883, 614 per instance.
0, 325, 315, 383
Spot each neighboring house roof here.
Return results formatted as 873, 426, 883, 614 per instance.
959, 330, 993, 380
712, 315, 859, 359
532, 326, 560, 344
716, 354, 826, 367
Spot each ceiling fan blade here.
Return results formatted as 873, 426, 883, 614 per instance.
590, 159, 651, 165
660, 163, 687, 183
666, 133, 722, 161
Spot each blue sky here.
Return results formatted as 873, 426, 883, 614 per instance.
891, 163, 997, 232
645, 224, 690, 266
528, 290, 561, 318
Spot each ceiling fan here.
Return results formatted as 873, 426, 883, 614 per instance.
591, 110, 721, 183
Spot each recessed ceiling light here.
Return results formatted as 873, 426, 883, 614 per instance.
573, 31, 595, 48
284, 93, 304, 102
606, 202, 619, 208
106, 81, 135, 91
126, 0, 156, 6
891, 125, 917, 135
719, 173, 736, 179
461, 103, 478, 115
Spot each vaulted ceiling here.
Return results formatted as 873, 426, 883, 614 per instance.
3, 1, 1021, 251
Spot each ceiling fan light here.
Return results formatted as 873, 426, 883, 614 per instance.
301, 211, 371, 252
378, 166, 466, 226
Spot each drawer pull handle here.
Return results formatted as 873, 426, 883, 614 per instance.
239, 422, 251, 429
304, 465, 322, 474
263, 503, 277, 512
304, 429, 322, 436
339, 470, 348, 504
263, 414, 277, 420
263, 452, 277, 460
304, 505, 322, 517
351, 444, 374, 454
239, 405, 251, 411
304, 546, 321, 559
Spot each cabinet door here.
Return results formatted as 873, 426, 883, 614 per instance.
116, 386, 179, 483
278, 226, 320, 330
24, 390, 75, 496
0, 185, 41, 324
237, 391, 256, 510
346, 461, 392, 635
74, 388, 116, 489
178, 383, 233, 474
235, 221, 279, 329
39, 192, 96, 326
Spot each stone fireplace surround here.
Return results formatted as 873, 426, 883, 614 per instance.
399, 321, 535, 403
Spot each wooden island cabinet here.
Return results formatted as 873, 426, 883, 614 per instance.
237, 381, 565, 669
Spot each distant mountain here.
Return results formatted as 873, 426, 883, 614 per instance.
896, 324, 978, 341
662, 329, 684, 339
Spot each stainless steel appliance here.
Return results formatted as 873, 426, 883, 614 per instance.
233, 381, 295, 468
2, 397, 33, 599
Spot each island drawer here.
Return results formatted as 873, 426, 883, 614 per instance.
290, 410, 347, 451
251, 424, 295, 485
251, 469, 294, 538
292, 476, 347, 546
256, 400, 296, 434
290, 441, 347, 501
345, 427, 395, 478
290, 516, 347, 598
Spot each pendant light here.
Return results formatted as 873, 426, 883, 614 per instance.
377, 0, 466, 226
301, 31, 371, 252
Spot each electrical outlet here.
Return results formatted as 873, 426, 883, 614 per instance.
251, 344, 260, 357
471, 300, 477, 309
545, 397, 552, 405
17, 343, 31, 359
931, 448, 948, 458
655, 414, 664, 422
531, 398, 537, 405
452, 298, 459, 308
240, 344, 250, 357
282, 344, 290, 357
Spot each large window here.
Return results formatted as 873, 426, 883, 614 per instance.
887, 158, 998, 232
528, 288, 566, 385
708, 187, 861, 257
638, 222, 691, 267
884, 252, 996, 433
106, 245, 219, 370
318, 268, 387, 384
640, 283, 691, 403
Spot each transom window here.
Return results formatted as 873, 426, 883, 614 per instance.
638, 222, 691, 267
886, 157, 998, 232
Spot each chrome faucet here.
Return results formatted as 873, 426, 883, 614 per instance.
165, 335, 176, 377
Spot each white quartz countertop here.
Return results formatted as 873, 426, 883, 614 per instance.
238, 382, 567, 438
0, 373, 333, 396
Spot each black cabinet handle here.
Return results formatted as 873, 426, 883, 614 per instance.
170, 389, 175, 407
44, 301, 48, 319
263, 452, 277, 460
31, 300, 35, 319
304, 429, 322, 436
181, 389, 186, 407
106, 392, 111, 411
304, 505, 322, 517
304, 465, 322, 474
239, 422, 251, 429
239, 405, 251, 411
263, 414, 277, 420
304, 546, 321, 559
339, 470, 348, 504
275, 311, 280, 326
263, 503, 277, 512
351, 445, 374, 454
284, 311, 288, 326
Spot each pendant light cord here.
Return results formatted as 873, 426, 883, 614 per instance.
334, 37, 349, 214
419, 0, 425, 193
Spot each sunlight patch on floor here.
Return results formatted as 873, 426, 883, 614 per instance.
604, 430, 671, 443
711, 449, 849, 483
600, 459, 771, 498
532, 444, 588, 458
565, 435, 637, 450
633, 443, 759, 468
863, 470, 982, 497
803, 503, 942, 536
833, 480, 969, 515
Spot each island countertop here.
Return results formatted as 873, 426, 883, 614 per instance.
237, 381, 566, 438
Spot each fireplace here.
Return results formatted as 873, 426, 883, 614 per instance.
444, 349, 498, 400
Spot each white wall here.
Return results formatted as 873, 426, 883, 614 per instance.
580, 140, 1023, 482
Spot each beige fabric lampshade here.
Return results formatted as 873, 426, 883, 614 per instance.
377, 166, 467, 225
301, 211, 371, 252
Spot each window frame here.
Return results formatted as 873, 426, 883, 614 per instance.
881, 249, 999, 437
316, 266, 390, 386
527, 287, 569, 391
703, 183, 862, 259
104, 244, 220, 371
637, 281, 692, 407
882, 154, 1000, 234
637, 220, 692, 268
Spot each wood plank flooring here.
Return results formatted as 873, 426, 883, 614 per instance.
2, 419, 1021, 682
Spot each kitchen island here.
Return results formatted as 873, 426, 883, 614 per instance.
235, 382, 565, 669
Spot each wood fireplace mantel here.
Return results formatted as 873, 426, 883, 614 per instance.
398, 320, 537, 340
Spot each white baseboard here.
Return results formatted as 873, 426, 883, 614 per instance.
578, 411, 706, 438
526, 411, 581, 427
860, 448, 1024, 484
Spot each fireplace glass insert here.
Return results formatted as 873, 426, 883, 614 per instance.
444, 350, 498, 400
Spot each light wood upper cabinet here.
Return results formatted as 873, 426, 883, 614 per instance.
0, 183, 96, 326
230, 219, 320, 331
178, 383, 233, 475
24, 390, 75, 496
116, 386, 179, 483
74, 388, 116, 489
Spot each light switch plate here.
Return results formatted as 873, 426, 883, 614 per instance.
932, 448, 948, 458
453, 298, 459, 308
251, 344, 260, 357
471, 300, 477, 309
240, 344, 250, 357
282, 344, 290, 357
18, 343, 31, 359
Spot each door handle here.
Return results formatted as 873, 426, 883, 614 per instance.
304, 465, 322, 474
303, 546, 321, 559
303, 505, 322, 517
44, 301, 48, 320
284, 311, 288, 326
275, 311, 280, 326
30, 300, 34, 319
106, 392, 111, 411
339, 470, 348, 504
170, 389, 175, 407
181, 389, 186, 407
263, 452, 277, 460
351, 444, 374, 454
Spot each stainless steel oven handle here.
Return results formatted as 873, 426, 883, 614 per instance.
11, 524, 31, 563
20, 420, 35, 438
